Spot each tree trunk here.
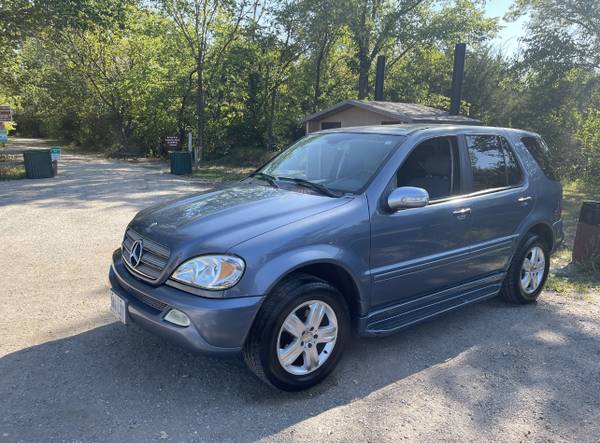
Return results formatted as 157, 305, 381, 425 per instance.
195, 57, 205, 165
120, 126, 130, 149
116, 111, 132, 149
267, 87, 277, 150
357, 47, 370, 99
177, 71, 194, 145
313, 44, 326, 112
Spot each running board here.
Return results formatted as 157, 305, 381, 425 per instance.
361, 274, 505, 336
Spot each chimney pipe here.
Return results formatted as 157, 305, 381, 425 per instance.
374, 55, 385, 101
449, 43, 466, 115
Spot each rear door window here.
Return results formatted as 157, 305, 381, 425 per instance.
521, 136, 558, 180
466, 135, 524, 192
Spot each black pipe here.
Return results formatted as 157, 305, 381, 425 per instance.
450, 43, 466, 115
374, 55, 385, 101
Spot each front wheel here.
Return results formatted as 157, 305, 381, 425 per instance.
243, 274, 350, 391
501, 233, 550, 304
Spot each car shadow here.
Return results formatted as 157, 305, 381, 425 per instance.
2, 296, 599, 441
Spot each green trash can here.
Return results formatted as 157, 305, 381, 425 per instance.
23, 149, 54, 179
169, 151, 192, 175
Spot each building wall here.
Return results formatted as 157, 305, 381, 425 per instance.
306, 106, 404, 133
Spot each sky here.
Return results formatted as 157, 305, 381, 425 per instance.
484, 0, 529, 55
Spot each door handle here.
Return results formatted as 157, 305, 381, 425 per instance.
452, 207, 471, 220
518, 196, 533, 204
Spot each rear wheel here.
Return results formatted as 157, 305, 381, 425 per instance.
501, 233, 550, 304
243, 274, 349, 391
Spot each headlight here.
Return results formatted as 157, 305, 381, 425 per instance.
170, 255, 245, 290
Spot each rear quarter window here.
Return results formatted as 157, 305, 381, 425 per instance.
521, 136, 558, 181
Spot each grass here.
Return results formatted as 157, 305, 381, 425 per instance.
0, 154, 26, 180
545, 180, 600, 301
191, 163, 256, 182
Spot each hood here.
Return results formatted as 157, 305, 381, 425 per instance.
129, 182, 351, 254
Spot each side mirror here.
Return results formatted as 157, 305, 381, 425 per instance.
387, 186, 429, 211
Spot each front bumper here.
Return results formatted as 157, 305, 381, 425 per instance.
109, 250, 264, 355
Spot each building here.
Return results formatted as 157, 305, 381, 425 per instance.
302, 99, 480, 134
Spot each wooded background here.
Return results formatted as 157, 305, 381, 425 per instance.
1, 0, 598, 181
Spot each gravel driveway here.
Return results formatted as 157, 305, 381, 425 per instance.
1, 140, 599, 442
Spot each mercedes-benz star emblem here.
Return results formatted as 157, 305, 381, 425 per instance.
129, 240, 143, 268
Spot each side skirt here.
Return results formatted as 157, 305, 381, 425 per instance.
359, 273, 505, 336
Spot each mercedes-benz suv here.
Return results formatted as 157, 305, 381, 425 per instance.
109, 124, 563, 391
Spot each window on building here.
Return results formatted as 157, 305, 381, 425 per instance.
321, 122, 341, 130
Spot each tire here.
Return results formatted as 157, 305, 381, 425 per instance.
501, 233, 550, 304
243, 273, 350, 391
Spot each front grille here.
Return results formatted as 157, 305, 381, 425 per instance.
121, 229, 170, 282
130, 290, 169, 313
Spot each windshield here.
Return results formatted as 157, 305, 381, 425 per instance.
259, 133, 404, 193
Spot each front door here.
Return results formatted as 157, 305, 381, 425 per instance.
369, 136, 476, 309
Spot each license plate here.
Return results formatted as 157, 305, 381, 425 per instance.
110, 290, 127, 324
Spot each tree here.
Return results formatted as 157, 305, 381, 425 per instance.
345, 0, 496, 99
160, 0, 258, 164
289, 0, 347, 112
0, 0, 130, 48
505, 0, 600, 180
510, 0, 600, 72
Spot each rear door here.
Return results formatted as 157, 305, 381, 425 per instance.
460, 132, 533, 277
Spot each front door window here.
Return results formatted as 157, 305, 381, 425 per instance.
396, 136, 461, 200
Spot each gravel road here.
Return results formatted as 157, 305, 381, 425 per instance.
1, 140, 599, 442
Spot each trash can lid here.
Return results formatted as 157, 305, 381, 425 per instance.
580, 201, 600, 226
23, 149, 51, 153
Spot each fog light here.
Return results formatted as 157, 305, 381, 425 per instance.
164, 309, 191, 327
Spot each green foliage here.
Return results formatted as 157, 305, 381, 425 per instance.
510, 0, 600, 72
1, 0, 598, 179
576, 109, 600, 183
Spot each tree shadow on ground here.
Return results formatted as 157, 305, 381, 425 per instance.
0, 154, 218, 210
2, 297, 599, 441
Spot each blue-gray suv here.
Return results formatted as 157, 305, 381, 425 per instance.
109, 124, 564, 391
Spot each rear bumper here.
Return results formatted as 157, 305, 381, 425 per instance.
109, 250, 264, 355
552, 219, 564, 253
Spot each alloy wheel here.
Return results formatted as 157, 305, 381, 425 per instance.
276, 300, 338, 375
520, 245, 546, 294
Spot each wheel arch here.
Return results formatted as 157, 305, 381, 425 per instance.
267, 260, 366, 331
525, 222, 554, 251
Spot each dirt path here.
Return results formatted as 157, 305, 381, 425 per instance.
1, 139, 599, 442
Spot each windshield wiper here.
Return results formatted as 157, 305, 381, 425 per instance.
249, 172, 279, 188
276, 176, 341, 197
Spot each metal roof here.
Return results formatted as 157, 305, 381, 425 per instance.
312, 123, 538, 137
302, 99, 480, 125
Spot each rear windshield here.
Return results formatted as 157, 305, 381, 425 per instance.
521, 136, 558, 181
260, 133, 404, 193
